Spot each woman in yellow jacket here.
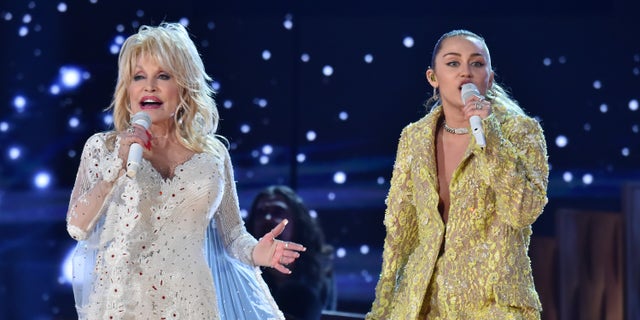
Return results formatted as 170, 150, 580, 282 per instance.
366, 30, 549, 320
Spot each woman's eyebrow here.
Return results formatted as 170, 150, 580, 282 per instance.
442, 52, 484, 59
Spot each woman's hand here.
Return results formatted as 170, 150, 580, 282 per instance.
252, 219, 306, 274
117, 124, 152, 164
463, 95, 492, 121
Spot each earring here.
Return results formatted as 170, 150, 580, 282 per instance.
174, 105, 185, 126
430, 74, 436, 82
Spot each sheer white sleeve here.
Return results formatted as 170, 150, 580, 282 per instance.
210, 146, 259, 265
66, 132, 129, 319
66, 132, 123, 240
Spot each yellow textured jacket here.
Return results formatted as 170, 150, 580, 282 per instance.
367, 104, 549, 319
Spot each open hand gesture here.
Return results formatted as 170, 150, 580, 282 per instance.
252, 219, 306, 274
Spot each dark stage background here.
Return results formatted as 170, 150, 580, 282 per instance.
1, 0, 638, 319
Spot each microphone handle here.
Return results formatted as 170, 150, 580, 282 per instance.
126, 143, 144, 178
469, 115, 486, 147
125, 114, 151, 178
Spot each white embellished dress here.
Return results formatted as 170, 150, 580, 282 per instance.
66, 132, 283, 320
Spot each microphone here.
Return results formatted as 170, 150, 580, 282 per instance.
126, 111, 151, 178
461, 83, 486, 147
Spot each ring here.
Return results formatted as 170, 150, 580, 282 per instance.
474, 102, 483, 110
127, 126, 135, 134
285, 242, 289, 248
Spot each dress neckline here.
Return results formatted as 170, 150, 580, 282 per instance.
144, 152, 207, 182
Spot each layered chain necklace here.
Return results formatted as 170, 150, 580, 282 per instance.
442, 120, 469, 135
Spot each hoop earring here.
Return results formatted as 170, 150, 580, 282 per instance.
174, 105, 185, 126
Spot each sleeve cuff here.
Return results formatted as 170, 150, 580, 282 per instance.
67, 224, 88, 241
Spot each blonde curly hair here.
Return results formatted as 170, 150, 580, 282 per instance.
107, 22, 226, 154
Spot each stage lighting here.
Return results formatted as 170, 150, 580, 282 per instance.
563, 171, 574, 182
333, 171, 346, 184
8, 146, 21, 160
59, 247, 74, 286
33, 171, 51, 189
402, 36, 414, 48
555, 135, 568, 148
13, 95, 26, 113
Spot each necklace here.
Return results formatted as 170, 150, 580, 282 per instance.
442, 121, 469, 135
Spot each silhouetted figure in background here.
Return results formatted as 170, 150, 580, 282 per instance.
247, 185, 337, 320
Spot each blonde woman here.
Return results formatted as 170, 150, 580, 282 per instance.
66, 22, 304, 320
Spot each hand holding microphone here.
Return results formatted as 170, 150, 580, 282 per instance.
461, 83, 487, 147
126, 112, 151, 178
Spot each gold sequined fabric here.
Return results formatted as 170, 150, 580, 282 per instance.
366, 105, 549, 320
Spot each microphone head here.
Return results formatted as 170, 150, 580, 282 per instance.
461, 83, 480, 103
131, 111, 151, 129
